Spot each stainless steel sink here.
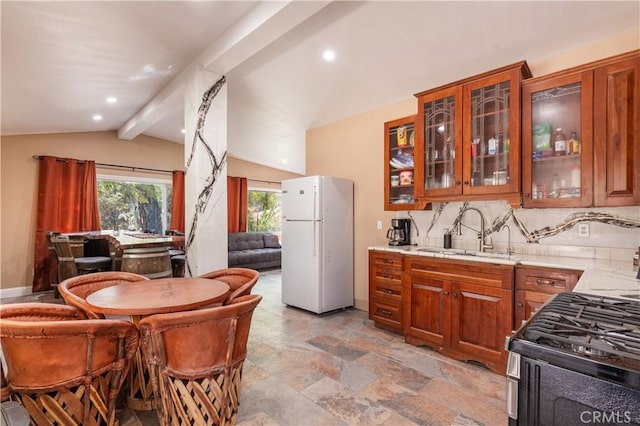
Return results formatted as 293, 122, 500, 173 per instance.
415, 247, 511, 259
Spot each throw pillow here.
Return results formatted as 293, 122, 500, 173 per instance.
263, 234, 281, 248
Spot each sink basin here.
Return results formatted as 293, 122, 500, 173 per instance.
416, 247, 467, 255
620, 294, 640, 299
414, 247, 511, 259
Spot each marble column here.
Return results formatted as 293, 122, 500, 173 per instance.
183, 67, 228, 277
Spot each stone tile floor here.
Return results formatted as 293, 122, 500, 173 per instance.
2, 270, 507, 425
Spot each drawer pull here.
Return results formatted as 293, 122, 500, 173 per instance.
384, 274, 394, 279
382, 289, 395, 294
536, 279, 556, 287
382, 259, 393, 264
380, 309, 393, 317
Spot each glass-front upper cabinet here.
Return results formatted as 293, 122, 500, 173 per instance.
522, 71, 593, 208
384, 115, 417, 210
415, 62, 529, 206
414, 87, 463, 197
462, 70, 524, 197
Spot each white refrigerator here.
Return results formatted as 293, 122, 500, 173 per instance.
281, 175, 354, 314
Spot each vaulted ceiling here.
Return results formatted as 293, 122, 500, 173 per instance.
2, 1, 638, 174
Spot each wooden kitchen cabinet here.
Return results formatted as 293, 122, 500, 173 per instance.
593, 52, 640, 206
414, 62, 531, 207
368, 250, 404, 333
522, 50, 639, 208
384, 115, 417, 210
403, 255, 514, 374
514, 265, 582, 328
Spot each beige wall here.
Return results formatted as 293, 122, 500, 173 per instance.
228, 157, 302, 191
305, 30, 640, 312
0, 131, 298, 292
0, 132, 185, 290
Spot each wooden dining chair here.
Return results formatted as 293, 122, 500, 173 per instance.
0, 303, 139, 426
198, 268, 260, 304
44, 231, 61, 297
139, 294, 262, 426
59, 271, 149, 319
51, 235, 112, 282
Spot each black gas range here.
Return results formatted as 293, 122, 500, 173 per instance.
506, 292, 640, 425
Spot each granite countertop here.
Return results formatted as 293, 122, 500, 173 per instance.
369, 245, 640, 301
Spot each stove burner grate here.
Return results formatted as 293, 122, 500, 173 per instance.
520, 292, 640, 369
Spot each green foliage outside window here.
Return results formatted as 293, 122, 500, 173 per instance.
98, 180, 171, 234
248, 190, 281, 234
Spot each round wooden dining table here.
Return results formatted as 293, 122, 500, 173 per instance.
85, 277, 230, 411
85, 277, 229, 316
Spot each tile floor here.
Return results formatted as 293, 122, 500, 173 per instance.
2, 270, 508, 425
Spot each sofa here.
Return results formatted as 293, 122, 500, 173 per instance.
228, 232, 281, 270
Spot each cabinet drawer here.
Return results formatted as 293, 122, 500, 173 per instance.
371, 297, 403, 328
370, 252, 403, 270
371, 267, 402, 286
515, 266, 582, 294
371, 280, 402, 302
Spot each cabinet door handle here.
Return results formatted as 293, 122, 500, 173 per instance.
455, 181, 461, 186
524, 193, 530, 198
517, 302, 524, 308
453, 292, 458, 298
463, 181, 470, 186
536, 279, 556, 287
444, 291, 450, 296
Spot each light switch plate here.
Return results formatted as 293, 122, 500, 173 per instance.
578, 223, 589, 237
376, 220, 383, 230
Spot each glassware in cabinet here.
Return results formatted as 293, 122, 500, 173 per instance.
384, 115, 416, 210
462, 69, 524, 197
415, 86, 463, 197
415, 62, 529, 206
522, 71, 593, 208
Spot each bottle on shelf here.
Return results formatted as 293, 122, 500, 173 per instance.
488, 136, 497, 155
568, 131, 580, 155
553, 128, 567, 156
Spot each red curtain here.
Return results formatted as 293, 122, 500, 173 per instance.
170, 170, 185, 232
33, 156, 101, 292
227, 176, 248, 233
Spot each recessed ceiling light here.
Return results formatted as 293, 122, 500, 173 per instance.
106, 97, 117, 104
92, 114, 103, 121
322, 49, 336, 62
181, 128, 186, 134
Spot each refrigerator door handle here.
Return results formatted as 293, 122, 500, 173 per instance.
313, 220, 317, 257
313, 184, 318, 222
313, 184, 319, 256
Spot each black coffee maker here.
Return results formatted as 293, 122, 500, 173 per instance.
386, 218, 411, 246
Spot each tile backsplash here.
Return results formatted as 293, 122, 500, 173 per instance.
399, 201, 640, 261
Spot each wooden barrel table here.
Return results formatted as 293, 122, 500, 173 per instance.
120, 247, 172, 279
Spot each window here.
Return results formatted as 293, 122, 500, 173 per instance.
97, 175, 172, 235
247, 189, 282, 238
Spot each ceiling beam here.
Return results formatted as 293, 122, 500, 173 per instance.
118, 0, 331, 141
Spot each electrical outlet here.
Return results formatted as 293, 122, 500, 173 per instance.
376, 220, 383, 230
578, 223, 589, 237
